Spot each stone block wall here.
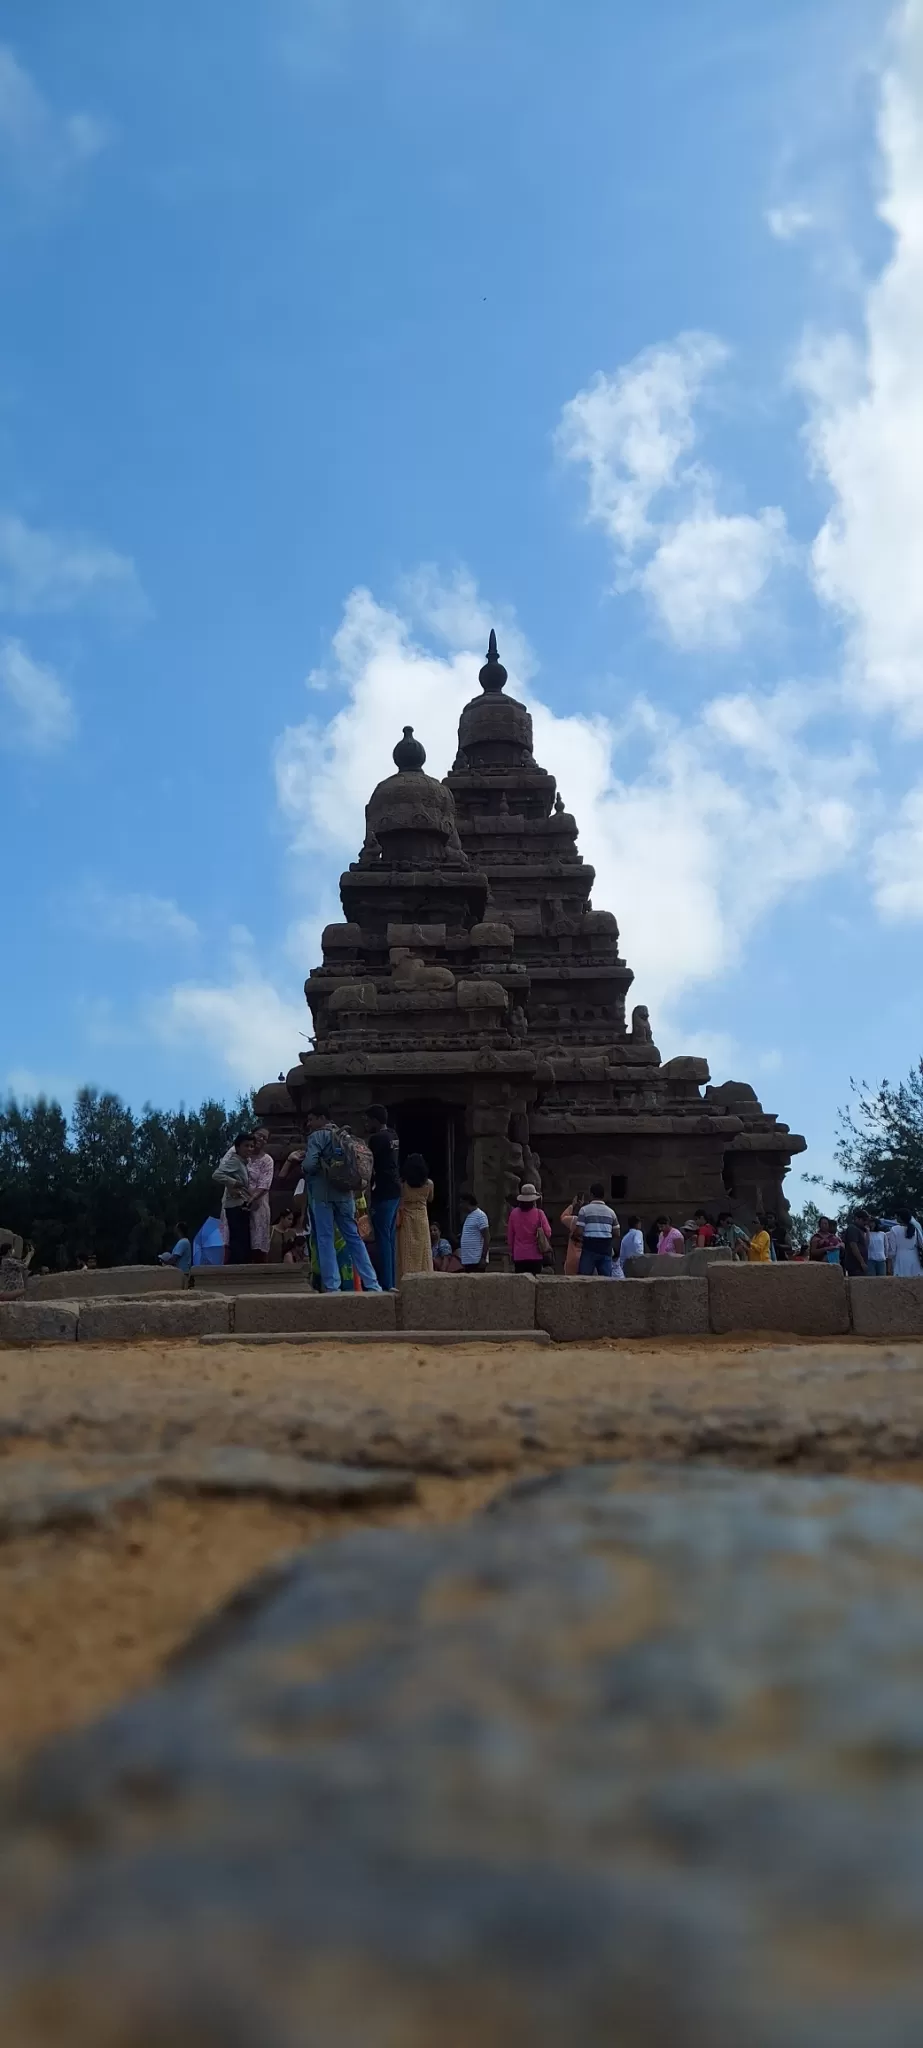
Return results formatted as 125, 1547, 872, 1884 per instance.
400, 1273, 537, 1331
849, 1277, 923, 1339
3, 1267, 923, 1344
27, 1267, 185, 1300
707, 1263, 850, 1338
234, 1293, 397, 1334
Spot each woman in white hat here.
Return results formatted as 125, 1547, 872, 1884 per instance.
506, 1183, 552, 1274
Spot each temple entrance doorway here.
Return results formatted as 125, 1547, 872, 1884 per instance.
391, 1099, 465, 1242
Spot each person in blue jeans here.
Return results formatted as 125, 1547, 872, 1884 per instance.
575, 1183, 619, 1277
366, 1103, 401, 1291
301, 1109, 382, 1294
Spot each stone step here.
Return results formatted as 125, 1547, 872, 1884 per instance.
199, 1329, 553, 1347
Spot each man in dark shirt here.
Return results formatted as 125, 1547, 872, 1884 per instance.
367, 1104, 401, 1291
844, 1212, 870, 1277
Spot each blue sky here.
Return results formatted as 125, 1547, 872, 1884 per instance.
1, 0, 921, 1207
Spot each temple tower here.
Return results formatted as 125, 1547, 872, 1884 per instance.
256, 637, 806, 1246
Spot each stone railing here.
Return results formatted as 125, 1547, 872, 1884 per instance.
3, 1263, 923, 1344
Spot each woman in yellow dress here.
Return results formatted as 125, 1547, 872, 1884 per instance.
397, 1153, 434, 1280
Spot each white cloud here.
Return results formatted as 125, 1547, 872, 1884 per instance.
275, 583, 489, 857
0, 637, 75, 751
639, 505, 789, 651
766, 202, 817, 240
795, 0, 923, 729
0, 513, 146, 619
871, 783, 923, 919
151, 929, 307, 1088
557, 335, 789, 649
531, 691, 861, 1012
0, 44, 109, 195
67, 885, 198, 946
275, 578, 864, 1015
156, 976, 308, 1088
557, 333, 727, 554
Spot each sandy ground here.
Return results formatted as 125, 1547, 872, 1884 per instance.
3, 1333, 923, 1760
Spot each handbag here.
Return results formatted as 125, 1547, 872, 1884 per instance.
535, 1223, 551, 1257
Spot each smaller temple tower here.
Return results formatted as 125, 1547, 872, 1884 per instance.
256, 636, 805, 1243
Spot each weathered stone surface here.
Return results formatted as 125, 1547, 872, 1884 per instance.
684, 1246, 733, 1275
77, 1296, 233, 1342
28, 1267, 184, 1300
160, 1446, 416, 1507
0, 1462, 154, 1537
645, 1275, 709, 1335
399, 1272, 537, 1331
234, 1291, 397, 1334
6, 1466, 923, 2044
0, 1300, 78, 1346
708, 1260, 850, 1337
190, 1266, 314, 1291
623, 1251, 731, 1279
535, 1277, 707, 1341
535, 1276, 649, 1341
850, 1276, 923, 1337
623, 1253, 686, 1278
0, 1449, 416, 1538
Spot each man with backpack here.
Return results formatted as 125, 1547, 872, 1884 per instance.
299, 1109, 382, 1295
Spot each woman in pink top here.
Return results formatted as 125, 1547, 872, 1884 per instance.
507, 1184, 552, 1273
656, 1214, 686, 1257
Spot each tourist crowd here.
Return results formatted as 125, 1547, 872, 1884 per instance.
5, 1107, 922, 1299
198, 1112, 923, 1294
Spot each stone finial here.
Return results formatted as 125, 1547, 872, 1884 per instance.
392, 726, 427, 772
478, 629, 508, 695
554, 792, 564, 815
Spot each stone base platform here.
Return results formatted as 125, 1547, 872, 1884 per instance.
200, 1328, 555, 1347
5, 1267, 923, 1345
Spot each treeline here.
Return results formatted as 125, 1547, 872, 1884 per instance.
0, 1087, 255, 1270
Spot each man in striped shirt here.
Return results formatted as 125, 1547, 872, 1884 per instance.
575, 1183, 619, 1277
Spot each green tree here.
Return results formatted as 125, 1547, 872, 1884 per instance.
70, 1089, 141, 1266
829, 1062, 923, 1219
0, 1095, 73, 1268
787, 1199, 822, 1246
0, 1085, 259, 1269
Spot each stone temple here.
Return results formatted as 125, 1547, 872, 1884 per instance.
255, 635, 805, 1246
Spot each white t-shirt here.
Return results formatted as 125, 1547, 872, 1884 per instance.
619, 1227, 645, 1264
867, 1230, 887, 1262
888, 1221, 923, 1276
460, 1208, 490, 1266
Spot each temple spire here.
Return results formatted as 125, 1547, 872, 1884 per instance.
392, 725, 427, 772
479, 629, 508, 695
